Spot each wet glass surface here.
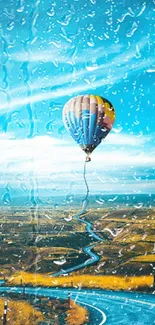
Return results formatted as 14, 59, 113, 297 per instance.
0, 0, 155, 324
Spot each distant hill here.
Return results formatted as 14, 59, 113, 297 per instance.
0, 192, 155, 208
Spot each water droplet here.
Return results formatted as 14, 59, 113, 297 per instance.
31, 36, 38, 45
49, 41, 61, 48
87, 37, 95, 47
118, 249, 123, 257
112, 126, 123, 133
137, 2, 146, 17
7, 22, 14, 31
118, 11, 134, 23
16, 121, 25, 128
3, 193, 11, 205
104, 33, 110, 39
146, 68, 155, 73
87, 24, 94, 31
17, 6, 24, 13
57, 14, 72, 26
134, 203, 143, 209
84, 78, 91, 85
64, 215, 72, 222
98, 35, 104, 40
20, 183, 28, 192
21, 18, 26, 25
46, 121, 53, 134
96, 199, 104, 205
97, 176, 106, 183
88, 11, 95, 17
133, 119, 140, 125
135, 44, 141, 58
108, 196, 118, 202
85, 64, 98, 71
104, 227, 122, 237
60, 33, 72, 43
96, 261, 105, 271
106, 18, 113, 26
47, 7, 55, 17
101, 127, 107, 132
53, 258, 66, 265
114, 24, 120, 33
126, 22, 138, 38
128, 7, 135, 16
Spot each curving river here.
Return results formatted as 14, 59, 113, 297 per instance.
0, 286, 155, 325
53, 197, 102, 276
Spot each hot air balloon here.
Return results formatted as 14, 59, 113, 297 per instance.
63, 94, 115, 161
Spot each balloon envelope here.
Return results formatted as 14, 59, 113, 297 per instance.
63, 94, 115, 154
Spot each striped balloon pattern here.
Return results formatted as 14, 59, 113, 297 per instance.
63, 94, 116, 155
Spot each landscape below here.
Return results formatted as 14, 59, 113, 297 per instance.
0, 295, 87, 325
0, 206, 155, 292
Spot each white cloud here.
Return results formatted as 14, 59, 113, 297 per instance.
104, 133, 149, 146
0, 135, 154, 175
0, 132, 14, 140
0, 134, 154, 194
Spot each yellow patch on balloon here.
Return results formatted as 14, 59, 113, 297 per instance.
104, 102, 115, 120
96, 96, 104, 105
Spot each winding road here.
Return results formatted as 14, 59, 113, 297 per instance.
0, 286, 155, 325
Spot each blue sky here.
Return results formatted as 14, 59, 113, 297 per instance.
0, 0, 154, 202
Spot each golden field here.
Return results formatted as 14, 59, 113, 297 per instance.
0, 291, 88, 325
0, 298, 44, 325
8, 271, 154, 291
130, 254, 155, 262
66, 300, 88, 325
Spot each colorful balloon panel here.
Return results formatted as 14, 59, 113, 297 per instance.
63, 94, 115, 154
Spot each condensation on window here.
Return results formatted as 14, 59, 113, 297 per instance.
0, 0, 154, 324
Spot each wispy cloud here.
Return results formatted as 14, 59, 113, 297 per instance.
0, 134, 154, 194
0, 134, 154, 171
10, 44, 123, 63
104, 133, 150, 146
0, 75, 121, 112
0, 37, 153, 113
